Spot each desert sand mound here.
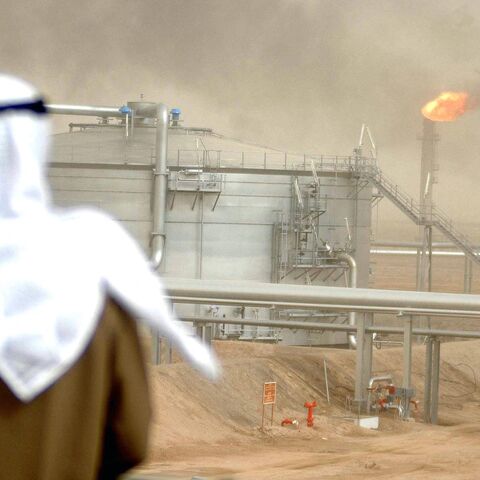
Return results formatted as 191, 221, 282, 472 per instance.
140, 340, 480, 479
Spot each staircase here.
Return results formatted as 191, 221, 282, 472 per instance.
365, 166, 480, 265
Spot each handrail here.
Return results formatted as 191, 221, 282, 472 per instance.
366, 166, 479, 263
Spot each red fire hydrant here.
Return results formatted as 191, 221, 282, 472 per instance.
304, 400, 317, 427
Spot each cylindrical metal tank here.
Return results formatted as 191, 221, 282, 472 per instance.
49, 118, 373, 346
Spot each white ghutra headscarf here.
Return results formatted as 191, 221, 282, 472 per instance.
0, 74, 219, 401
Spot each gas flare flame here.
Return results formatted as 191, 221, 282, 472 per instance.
421, 91, 469, 122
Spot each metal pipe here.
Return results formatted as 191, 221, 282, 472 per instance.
372, 248, 469, 257
337, 253, 357, 348
165, 278, 480, 316
403, 315, 413, 389
47, 103, 163, 119
368, 374, 394, 390
151, 103, 169, 270
172, 296, 480, 318
177, 315, 480, 339
372, 240, 479, 249
47, 104, 124, 118
403, 315, 413, 418
48, 102, 170, 269
366, 375, 394, 413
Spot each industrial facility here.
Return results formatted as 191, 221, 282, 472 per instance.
47, 100, 480, 425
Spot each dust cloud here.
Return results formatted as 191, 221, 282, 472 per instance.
1, 0, 480, 237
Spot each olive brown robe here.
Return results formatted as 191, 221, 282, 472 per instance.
0, 299, 151, 480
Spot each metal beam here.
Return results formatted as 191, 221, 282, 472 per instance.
403, 315, 413, 388
424, 337, 433, 423
431, 338, 441, 424
354, 313, 366, 403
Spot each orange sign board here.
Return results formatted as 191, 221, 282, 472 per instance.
263, 382, 277, 405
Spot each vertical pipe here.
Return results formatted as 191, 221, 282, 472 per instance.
415, 247, 421, 290
195, 192, 205, 339
151, 103, 169, 270
362, 312, 373, 395
403, 314, 413, 417
150, 104, 169, 364
403, 315, 413, 388
431, 338, 441, 424
427, 226, 433, 291
424, 337, 433, 423
419, 119, 436, 221
337, 253, 357, 348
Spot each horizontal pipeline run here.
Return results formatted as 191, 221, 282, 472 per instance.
165, 278, 480, 318
179, 315, 480, 339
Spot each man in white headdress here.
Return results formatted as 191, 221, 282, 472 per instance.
0, 74, 219, 479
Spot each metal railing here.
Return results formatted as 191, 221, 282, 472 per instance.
173, 149, 377, 172
366, 166, 480, 265
50, 141, 478, 264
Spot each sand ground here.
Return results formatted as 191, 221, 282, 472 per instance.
127, 338, 480, 479
126, 253, 480, 479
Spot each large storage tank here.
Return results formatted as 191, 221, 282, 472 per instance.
49, 107, 373, 346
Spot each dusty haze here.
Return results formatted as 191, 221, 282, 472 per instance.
1, 0, 479, 238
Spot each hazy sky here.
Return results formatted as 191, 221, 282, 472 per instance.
1, 0, 479, 237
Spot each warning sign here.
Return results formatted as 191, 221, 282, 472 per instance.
263, 382, 277, 405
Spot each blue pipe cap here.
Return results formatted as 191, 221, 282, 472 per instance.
170, 108, 181, 115
119, 105, 132, 114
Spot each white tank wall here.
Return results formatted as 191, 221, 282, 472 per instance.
49, 125, 372, 346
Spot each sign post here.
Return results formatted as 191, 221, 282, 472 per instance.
262, 382, 277, 430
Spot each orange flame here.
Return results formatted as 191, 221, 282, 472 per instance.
421, 91, 469, 121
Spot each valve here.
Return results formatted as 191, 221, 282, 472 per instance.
304, 400, 317, 427
281, 418, 299, 428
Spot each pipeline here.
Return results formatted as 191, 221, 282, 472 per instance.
336, 252, 357, 349
366, 374, 394, 412
150, 103, 169, 270
47, 102, 169, 270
